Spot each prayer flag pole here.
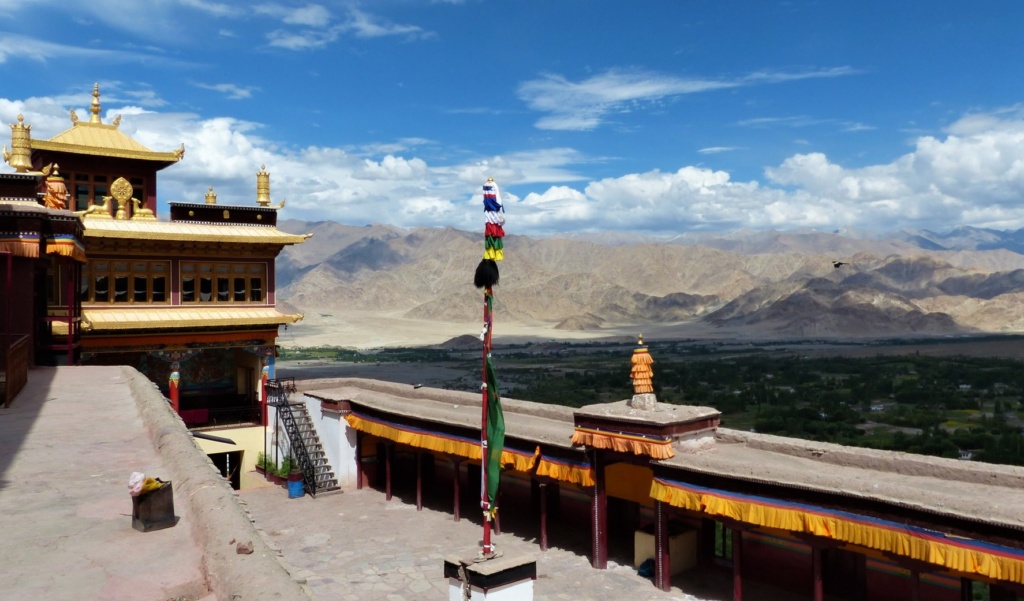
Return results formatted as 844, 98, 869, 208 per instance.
474, 177, 506, 558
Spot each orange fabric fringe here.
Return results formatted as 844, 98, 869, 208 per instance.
571, 429, 675, 459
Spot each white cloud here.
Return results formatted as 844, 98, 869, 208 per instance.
518, 67, 859, 131
262, 6, 430, 50
698, 146, 739, 155
193, 82, 259, 100
6, 93, 1024, 236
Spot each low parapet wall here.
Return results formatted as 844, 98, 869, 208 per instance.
123, 367, 311, 601
718, 427, 1024, 489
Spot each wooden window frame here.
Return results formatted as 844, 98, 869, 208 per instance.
180, 261, 267, 304
82, 260, 170, 305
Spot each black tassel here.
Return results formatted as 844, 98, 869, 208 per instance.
474, 259, 500, 288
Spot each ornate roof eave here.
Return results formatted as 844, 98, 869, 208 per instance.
81, 220, 310, 246
78, 307, 304, 333
31, 138, 182, 165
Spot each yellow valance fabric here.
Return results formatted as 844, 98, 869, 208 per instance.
345, 413, 538, 471
46, 236, 87, 263
536, 456, 595, 487
571, 427, 675, 459
650, 478, 1024, 585
347, 413, 482, 460
0, 239, 40, 259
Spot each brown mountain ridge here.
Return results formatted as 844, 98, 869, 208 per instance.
276, 221, 1024, 339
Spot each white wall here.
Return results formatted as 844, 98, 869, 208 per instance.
299, 392, 358, 488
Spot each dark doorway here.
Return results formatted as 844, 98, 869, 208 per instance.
208, 450, 243, 490
823, 548, 867, 600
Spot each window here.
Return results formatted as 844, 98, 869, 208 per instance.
180, 262, 267, 304
82, 260, 170, 304
713, 521, 733, 561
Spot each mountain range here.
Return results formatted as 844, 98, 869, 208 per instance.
276, 220, 1024, 339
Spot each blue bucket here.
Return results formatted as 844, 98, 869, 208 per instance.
287, 473, 304, 499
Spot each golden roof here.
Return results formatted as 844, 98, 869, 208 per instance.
79, 307, 303, 332
82, 219, 310, 245
31, 84, 183, 163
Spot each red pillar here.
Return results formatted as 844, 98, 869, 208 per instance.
260, 363, 269, 427
416, 451, 423, 511
355, 431, 364, 490
539, 481, 548, 552
385, 442, 393, 501
732, 528, 743, 601
453, 457, 463, 521
812, 546, 823, 601
591, 451, 607, 569
168, 364, 180, 414
655, 500, 671, 591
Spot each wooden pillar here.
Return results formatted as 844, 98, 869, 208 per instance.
699, 519, 716, 566
655, 500, 671, 591
168, 363, 180, 414
909, 569, 920, 601
732, 528, 743, 601
960, 579, 973, 601
539, 481, 548, 552
385, 442, 393, 501
355, 431, 364, 490
812, 546, 823, 601
416, 451, 423, 511
591, 450, 607, 569
452, 457, 463, 522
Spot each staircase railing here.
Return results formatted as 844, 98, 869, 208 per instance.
266, 378, 318, 497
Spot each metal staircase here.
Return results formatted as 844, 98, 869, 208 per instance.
267, 378, 340, 497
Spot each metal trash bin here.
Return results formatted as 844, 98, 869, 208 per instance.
132, 480, 179, 532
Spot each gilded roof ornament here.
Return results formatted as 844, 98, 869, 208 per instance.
89, 83, 102, 124
70, 109, 79, 124
175, 144, 185, 160
3, 114, 33, 173
42, 164, 68, 210
256, 164, 271, 207
112, 115, 121, 128
205, 186, 217, 204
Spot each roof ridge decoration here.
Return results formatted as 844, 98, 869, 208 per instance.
32, 84, 186, 164
256, 165, 285, 210
3, 114, 33, 172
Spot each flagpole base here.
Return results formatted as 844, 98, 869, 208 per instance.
445, 553, 536, 601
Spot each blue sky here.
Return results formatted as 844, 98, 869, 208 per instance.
2, 1, 1024, 236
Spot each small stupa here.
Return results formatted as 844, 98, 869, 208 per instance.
629, 334, 657, 410
570, 334, 722, 459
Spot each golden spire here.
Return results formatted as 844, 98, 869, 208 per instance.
630, 334, 654, 395
205, 185, 217, 204
256, 164, 271, 207
3, 114, 33, 173
89, 83, 102, 124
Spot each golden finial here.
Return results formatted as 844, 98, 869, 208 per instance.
637, 333, 644, 346
174, 144, 185, 160
256, 164, 271, 207
89, 83, 102, 123
70, 109, 79, 124
4, 114, 33, 172
205, 185, 217, 204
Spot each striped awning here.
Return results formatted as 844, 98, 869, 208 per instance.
651, 477, 1024, 584
344, 412, 539, 473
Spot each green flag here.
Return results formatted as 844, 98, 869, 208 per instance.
485, 355, 505, 515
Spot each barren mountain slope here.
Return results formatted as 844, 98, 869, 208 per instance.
276, 221, 1024, 337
